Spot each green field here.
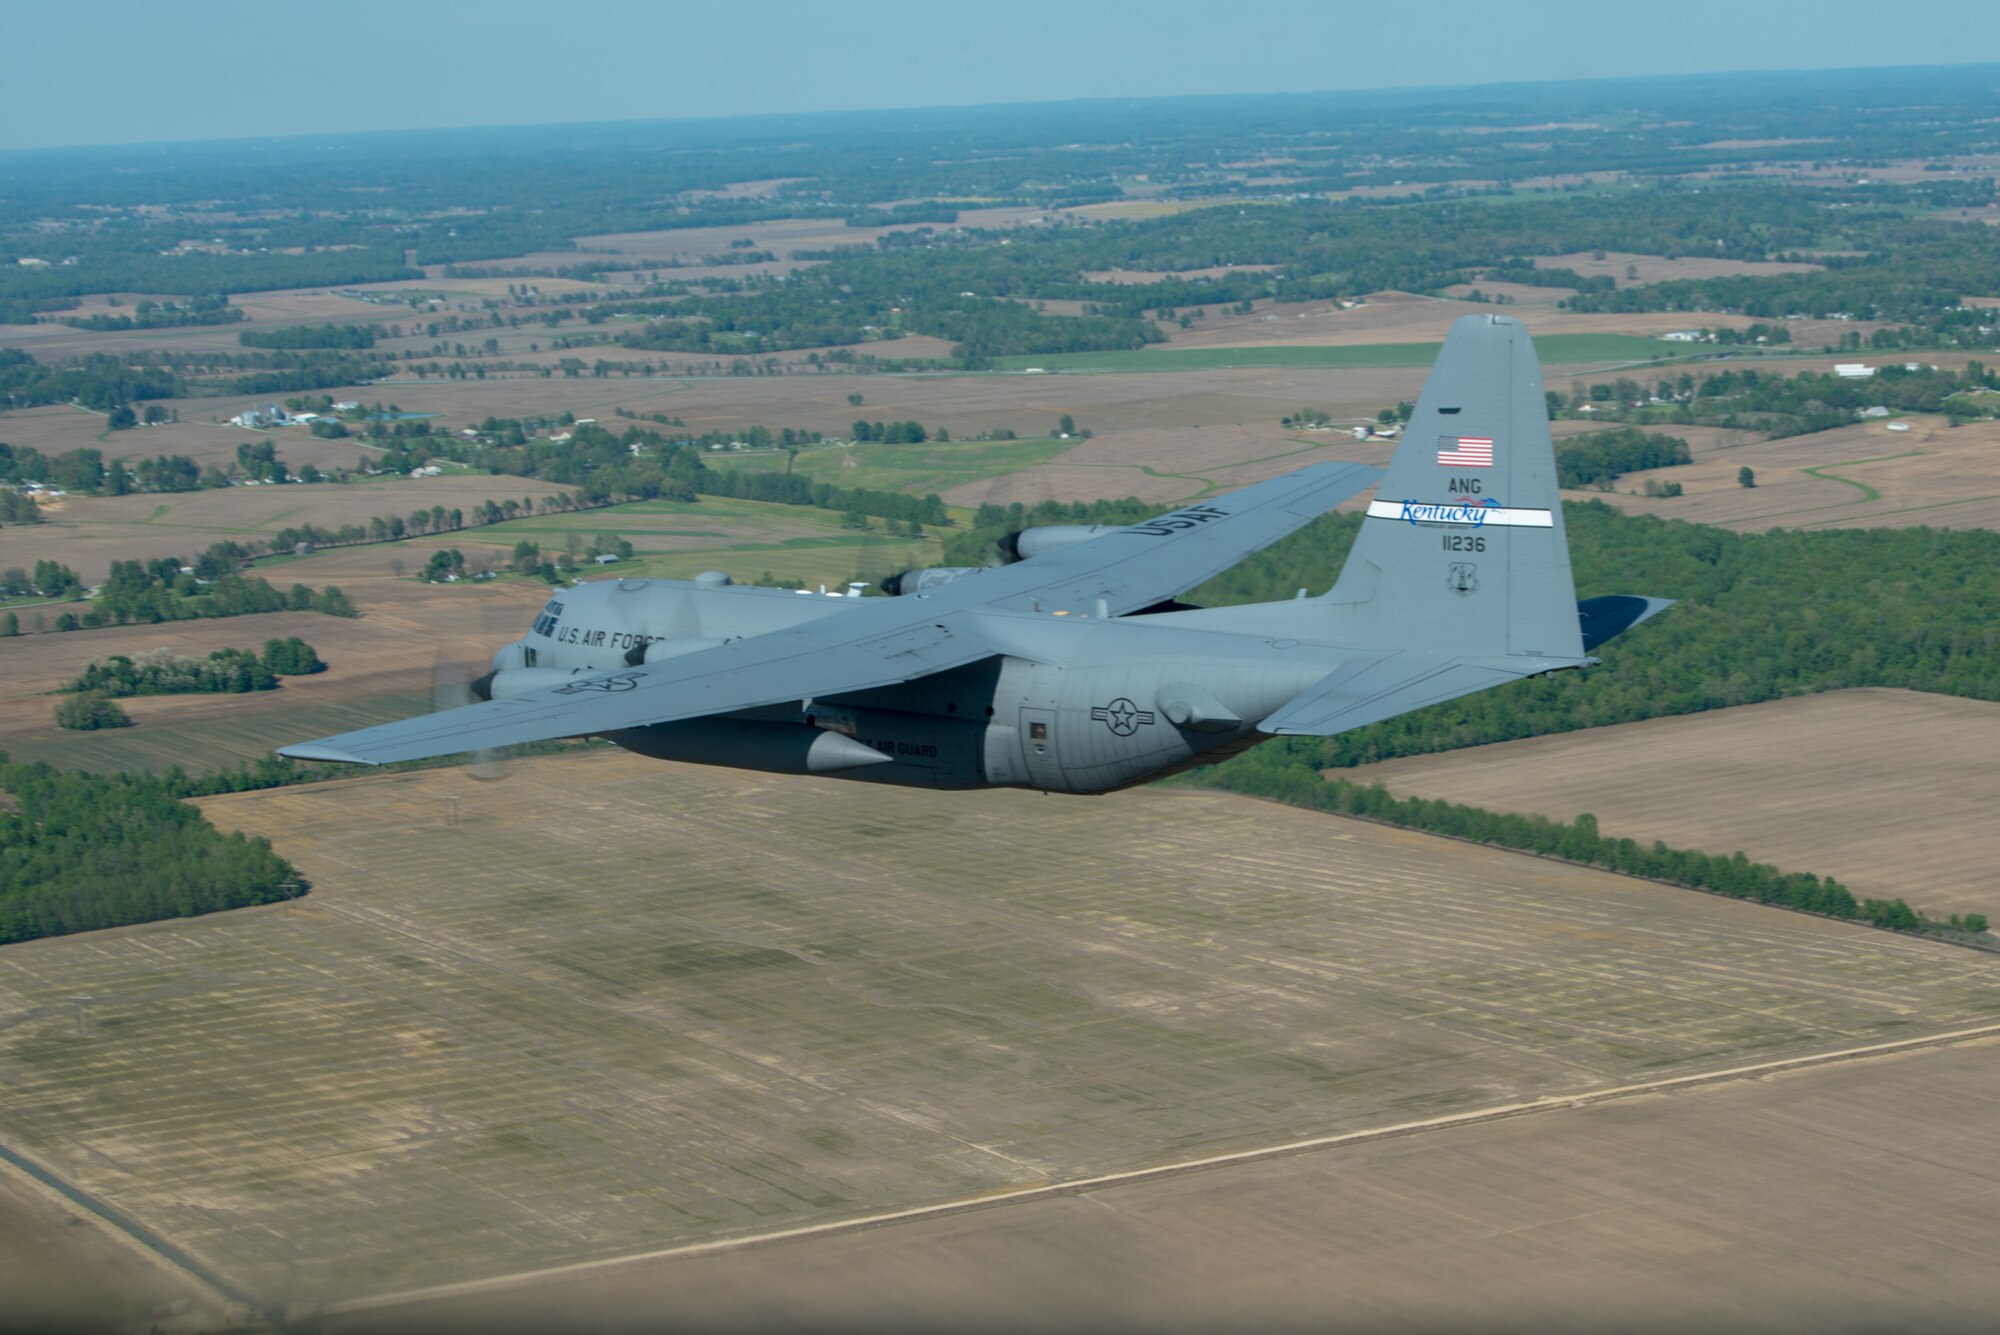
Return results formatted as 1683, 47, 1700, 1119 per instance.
709, 437, 1075, 496
450, 495, 944, 588
0, 689, 436, 774
994, 335, 1683, 373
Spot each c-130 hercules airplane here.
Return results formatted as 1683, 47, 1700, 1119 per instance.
282, 316, 1669, 793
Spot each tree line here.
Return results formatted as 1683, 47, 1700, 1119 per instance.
34, 557, 357, 632
1183, 760, 1986, 941
1556, 427, 1692, 489
239, 322, 379, 350
1557, 361, 2000, 438
66, 637, 324, 697
57, 294, 243, 331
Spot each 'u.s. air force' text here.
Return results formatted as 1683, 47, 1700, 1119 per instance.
547, 625, 662, 650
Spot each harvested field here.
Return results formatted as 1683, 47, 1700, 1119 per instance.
1438, 279, 1577, 304
0, 750, 1995, 1309
345, 363, 1437, 467
1534, 250, 1825, 287
1082, 264, 1280, 285
1344, 688, 2000, 922
1063, 199, 1233, 220
0, 472, 578, 585
998, 334, 1682, 373
329, 1033, 2000, 1333
0, 587, 545, 773
1599, 413, 2000, 531
940, 427, 1394, 508
560, 206, 1051, 278
1156, 289, 1782, 350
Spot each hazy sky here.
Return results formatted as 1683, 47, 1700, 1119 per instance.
6, 0, 2000, 152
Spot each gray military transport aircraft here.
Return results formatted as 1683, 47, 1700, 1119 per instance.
281, 315, 1668, 793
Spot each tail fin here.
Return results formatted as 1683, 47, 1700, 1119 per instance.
1321, 314, 1583, 660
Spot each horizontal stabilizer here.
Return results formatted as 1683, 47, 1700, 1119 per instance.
1259, 650, 1590, 737
1578, 595, 1674, 652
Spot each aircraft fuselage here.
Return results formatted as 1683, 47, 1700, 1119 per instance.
495, 576, 1333, 794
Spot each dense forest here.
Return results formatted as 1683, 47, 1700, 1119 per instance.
1182, 502, 2000, 768
0, 757, 302, 944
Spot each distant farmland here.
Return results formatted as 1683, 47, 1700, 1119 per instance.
994, 334, 1683, 373
1596, 413, 2000, 532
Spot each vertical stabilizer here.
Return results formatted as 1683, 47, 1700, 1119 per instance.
1320, 315, 1582, 660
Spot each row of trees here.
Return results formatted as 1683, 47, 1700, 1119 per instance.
66, 559, 355, 630
1, 559, 83, 598
699, 466, 950, 528
0, 348, 180, 411
239, 322, 378, 350
58, 294, 242, 331
1563, 361, 2000, 437
66, 637, 324, 697
1184, 761, 1984, 940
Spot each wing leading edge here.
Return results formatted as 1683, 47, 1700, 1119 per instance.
280, 461, 1382, 766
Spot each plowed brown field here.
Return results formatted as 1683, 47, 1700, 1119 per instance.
1345, 688, 2000, 922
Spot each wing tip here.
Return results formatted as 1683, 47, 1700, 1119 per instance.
277, 743, 376, 766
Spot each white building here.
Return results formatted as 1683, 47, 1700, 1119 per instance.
1834, 364, 1875, 379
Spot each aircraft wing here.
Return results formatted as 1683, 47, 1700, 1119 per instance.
281, 601, 998, 764
281, 461, 1381, 766
963, 461, 1382, 616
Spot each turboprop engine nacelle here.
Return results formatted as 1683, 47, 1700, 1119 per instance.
471, 666, 600, 701
632, 635, 729, 665
997, 524, 1120, 563
883, 524, 1124, 596
879, 567, 984, 596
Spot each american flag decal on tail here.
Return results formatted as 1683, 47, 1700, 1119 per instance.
1436, 435, 1494, 467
